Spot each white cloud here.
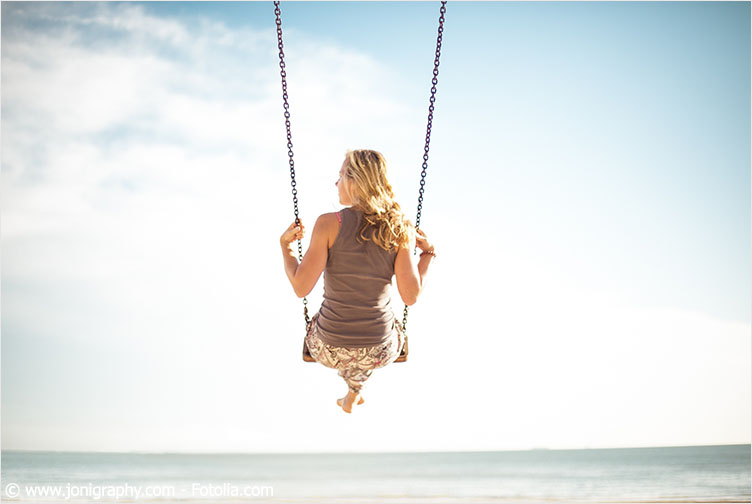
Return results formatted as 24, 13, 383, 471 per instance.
1, 2, 423, 236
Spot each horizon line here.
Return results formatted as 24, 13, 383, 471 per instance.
3, 442, 749, 456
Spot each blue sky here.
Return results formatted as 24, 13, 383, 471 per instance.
1, 1, 749, 453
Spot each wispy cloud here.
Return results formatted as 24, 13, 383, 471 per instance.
2, 2, 421, 235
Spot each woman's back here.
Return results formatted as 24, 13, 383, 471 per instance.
315, 206, 398, 348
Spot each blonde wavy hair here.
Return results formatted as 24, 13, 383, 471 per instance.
342, 149, 414, 252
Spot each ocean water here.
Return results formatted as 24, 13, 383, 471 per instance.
1, 445, 749, 503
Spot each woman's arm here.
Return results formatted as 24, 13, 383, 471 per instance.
394, 229, 435, 306
280, 214, 334, 297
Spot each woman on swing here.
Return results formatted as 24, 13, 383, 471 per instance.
280, 149, 436, 414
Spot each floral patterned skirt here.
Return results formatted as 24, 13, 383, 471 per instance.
304, 311, 405, 394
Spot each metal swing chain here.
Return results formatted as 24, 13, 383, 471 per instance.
274, 1, 310, 326
402, 0, 447, 334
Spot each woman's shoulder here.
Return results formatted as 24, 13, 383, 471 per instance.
315, 212, 341, 248
315, 212, 341, 228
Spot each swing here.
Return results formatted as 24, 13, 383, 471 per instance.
273, 1, 447, 363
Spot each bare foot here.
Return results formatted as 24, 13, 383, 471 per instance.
336, 392, 365, 413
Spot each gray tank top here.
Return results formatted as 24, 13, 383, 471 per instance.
315, 206, 398, 348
